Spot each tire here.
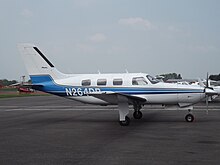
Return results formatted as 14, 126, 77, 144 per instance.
185, 114, 194, 122
133, 111, 143, 119
119, 116, 130, 126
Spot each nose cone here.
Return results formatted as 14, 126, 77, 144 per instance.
205, 88, 218, 96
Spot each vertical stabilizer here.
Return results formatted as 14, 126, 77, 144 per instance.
17, 43, 67, 83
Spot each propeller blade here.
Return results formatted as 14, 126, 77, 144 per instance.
205, 73, 210, 115
206, 72, 209, 88
198, 78, 205, 87
205, 95, 209, 115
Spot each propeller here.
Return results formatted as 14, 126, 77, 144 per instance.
205, 94, 209, 114
198, 73, 217, 114
205, 73, 209, 114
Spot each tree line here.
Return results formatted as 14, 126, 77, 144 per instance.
160, 73, 220, 81
209, 74, 220, 81
0, 79, 18, 86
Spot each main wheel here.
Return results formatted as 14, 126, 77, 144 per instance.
185, 114, 194, 122
119, 116, 130, 126
133, 111, 143, 119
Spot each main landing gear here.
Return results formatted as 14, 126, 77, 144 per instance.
119, 111, 143, 126
133, 111, 143, 119
118, 97, 143, 126
185, 109, 194, 122
119, 116, 130, 126
133, 104, 143, 119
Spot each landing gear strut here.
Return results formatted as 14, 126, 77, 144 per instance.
118, 95, 130, 126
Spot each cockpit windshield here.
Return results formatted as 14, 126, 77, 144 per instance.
132, 77, 148, 85
146, 75, 160, 84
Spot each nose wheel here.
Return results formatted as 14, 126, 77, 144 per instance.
185, 114, 194, 122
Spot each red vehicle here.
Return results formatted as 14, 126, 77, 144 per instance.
18, 87, 34, 93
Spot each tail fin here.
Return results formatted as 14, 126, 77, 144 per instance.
17, 43, 67, 84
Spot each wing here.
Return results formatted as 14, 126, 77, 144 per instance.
89, 92, 146, 105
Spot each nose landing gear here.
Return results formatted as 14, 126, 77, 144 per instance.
185, 114, 194, 122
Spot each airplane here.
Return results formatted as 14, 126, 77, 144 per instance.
9, 78, 34, 94
17, 43, 217, 126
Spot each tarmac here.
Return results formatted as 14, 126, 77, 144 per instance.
0, 95, 220, 165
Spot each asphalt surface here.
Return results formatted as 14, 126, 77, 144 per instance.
0, 96, 220, 165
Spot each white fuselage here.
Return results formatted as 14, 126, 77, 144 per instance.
48, 73, 205, 107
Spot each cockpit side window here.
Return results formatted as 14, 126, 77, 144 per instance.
146, 75, 159, 84
132, 77, 148, 85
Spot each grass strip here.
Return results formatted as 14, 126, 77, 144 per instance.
0, 93, 50, 99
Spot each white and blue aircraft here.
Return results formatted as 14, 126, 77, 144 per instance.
18, 44, 217, 126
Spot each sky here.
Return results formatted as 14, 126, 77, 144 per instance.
0, 0, 220, 81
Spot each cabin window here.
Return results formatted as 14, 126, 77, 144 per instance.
97, 79, 107, 86
81, 79, 91, 86
132, 77, 148, 85
113, 78, 123, 85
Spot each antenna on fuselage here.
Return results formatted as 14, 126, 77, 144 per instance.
125, 69, 129, 73
98, 70, 101, 74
